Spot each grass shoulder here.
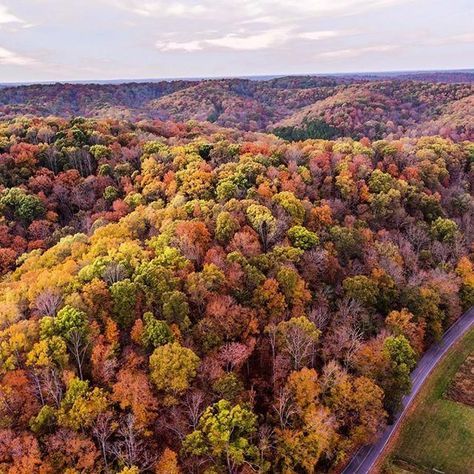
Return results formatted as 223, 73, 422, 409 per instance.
383, 327, 474, 474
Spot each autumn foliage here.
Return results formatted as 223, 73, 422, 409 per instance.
0, 74, 473, 472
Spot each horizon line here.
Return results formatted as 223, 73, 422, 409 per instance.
1, 67, 473, 88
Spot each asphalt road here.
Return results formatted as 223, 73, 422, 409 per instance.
341, 307, 474, 474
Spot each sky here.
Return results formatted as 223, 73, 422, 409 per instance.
0, 0, 473, 83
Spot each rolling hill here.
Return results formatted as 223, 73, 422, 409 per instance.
0, 73, 472, 139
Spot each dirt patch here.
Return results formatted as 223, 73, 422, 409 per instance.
382, 458, 430, 473
447, 353, 474, 406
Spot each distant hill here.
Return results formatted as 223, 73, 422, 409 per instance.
0, 72, 473, 139
348, 70, 474, 83
273, 80, 474, 141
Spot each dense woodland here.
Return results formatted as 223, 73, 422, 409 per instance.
0, 74, 474, 473
1, 74, 473, 139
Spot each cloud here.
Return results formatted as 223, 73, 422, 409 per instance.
107, 0, 410, 21
298, 30, 358, 40
155, 39, 202, 52
0, 46, 36, 65
156, 28, 291, 52
107, 0, 207, 17
206, 29, 290, 50
120, 1, 408, 56
424, 32, 474, 46
0, 4, 23, 25
258, 0, 410, 16
155, 28, 362, 53
319, 44, 398, 58
240, 16, 281, 25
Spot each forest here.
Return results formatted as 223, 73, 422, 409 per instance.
1, 75, 473, 140
0, 73, 473, 473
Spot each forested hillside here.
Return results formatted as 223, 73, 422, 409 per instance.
274, 81, 474, 141
1, 73, 473, 138
1, 114, 474, 473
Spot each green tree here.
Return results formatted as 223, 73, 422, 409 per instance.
246, 204, 276, 251
134, 261, 177, 308
343, 275, 379, 308
329, 225, 363, 262
40, 305, 90, 379
141, 312, 173, 349
370, 188, 402, 219
162, 290, 191, 330
215, 211, 239, 244
183, 399, 259, 472
89, 144, 111, 160
30, 405, 56, 433
103, 185, 119, 202
143, 140, 167, 155
110, 279, 137, 328
149, 342, 200, 399
276, 266, 311, 315
287, 225, 319, 250
430, 217, 459, 242
57, 378, 108, 430
216, 179, 239, 201
415, 192, 443, 221
39, 305, 87, 340
273, 191, 305, 224
368, 169, 394, 194
460, 284, 474, 312
0, 187, 45, 224
212, 373, 244, 401
273, 119, 340, 141
404, 286, 444, 343
383, 335, 416, 413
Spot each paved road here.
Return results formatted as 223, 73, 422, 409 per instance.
341, 307, 474, 474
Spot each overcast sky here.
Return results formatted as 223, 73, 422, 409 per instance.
0, 0, 473, 83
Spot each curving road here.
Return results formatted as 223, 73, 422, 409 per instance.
341, 307, 474, 474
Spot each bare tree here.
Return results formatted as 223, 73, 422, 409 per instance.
341, 325, 364, 367
68, 147, 94, 177
67, 330, 89, 380
337, 297, 363, 326
44, 146, 61, 173
301, 248, 328, 279
28, 369, 46, 407
309, 305, 330, 330
406, 223, 429, 252
320, 360, 342, 394
37, 125, 55, 144
284, 145, 305, 165
461, 211, 474, 245
273, 388, 295, 429
323, 322, 363, 368
257, 424, 274, 470
103, 262, 128, 285
160, 390, 207, 444
280, 322, 319, 370
183, 390, 206, 431
320, 298, 365, 367
394, 233, 418, 277
218, 342, 252, 372
431, 240, 450, 266
30, 367, 64, 408
92, 412, 115, 473
264, 324, 278, 385
111, 414, 157, 471
34, 289, 62, 316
